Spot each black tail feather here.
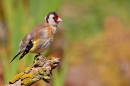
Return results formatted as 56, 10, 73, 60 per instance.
19, 51, 28, 60
19, 40, 33, 60
10, 52, 20, 63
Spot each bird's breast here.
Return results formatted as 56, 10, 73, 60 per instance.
41, 38, 54, 49
47, 26, 57, 38
29, 26, 57, 53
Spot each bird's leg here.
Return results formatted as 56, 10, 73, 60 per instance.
34, 53, 41, 60
38, 53, 41, 55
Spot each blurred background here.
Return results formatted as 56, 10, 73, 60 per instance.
0, 0, 130, 86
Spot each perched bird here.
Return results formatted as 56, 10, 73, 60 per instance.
10, 12, 63, 63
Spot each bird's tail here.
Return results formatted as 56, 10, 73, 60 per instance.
19, 50, 28, 60
10, 52, 21, 63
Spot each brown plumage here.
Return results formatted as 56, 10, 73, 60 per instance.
10, 12, 63, 63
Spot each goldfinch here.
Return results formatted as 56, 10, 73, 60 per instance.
10, 12, 63, 62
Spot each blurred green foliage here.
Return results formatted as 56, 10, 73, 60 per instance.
61, 0, 130, 86
0, 0, 130, 86
62, 0, 130, 42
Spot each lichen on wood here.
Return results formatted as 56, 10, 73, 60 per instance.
5, 55, 60, 86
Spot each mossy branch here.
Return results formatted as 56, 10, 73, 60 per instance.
4, 55, 60, 86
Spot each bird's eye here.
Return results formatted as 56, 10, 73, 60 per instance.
53, 17, 57, 20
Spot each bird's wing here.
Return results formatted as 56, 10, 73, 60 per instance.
10, 23, 46, 63
20, 21, 50, 53
10, 21, 50, 63
19, 23, 46, 51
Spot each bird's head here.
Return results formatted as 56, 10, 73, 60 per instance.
45, 12, 63, 26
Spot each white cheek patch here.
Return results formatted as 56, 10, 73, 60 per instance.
48, 14, 57, 26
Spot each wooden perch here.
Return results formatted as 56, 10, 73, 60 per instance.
4, 55, 60, 86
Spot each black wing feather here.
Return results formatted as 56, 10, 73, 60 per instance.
19, 40, 33, 60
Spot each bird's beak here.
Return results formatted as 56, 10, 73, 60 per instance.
57, 18, 63, 22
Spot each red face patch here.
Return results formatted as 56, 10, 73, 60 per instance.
53, 14, 59, 24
